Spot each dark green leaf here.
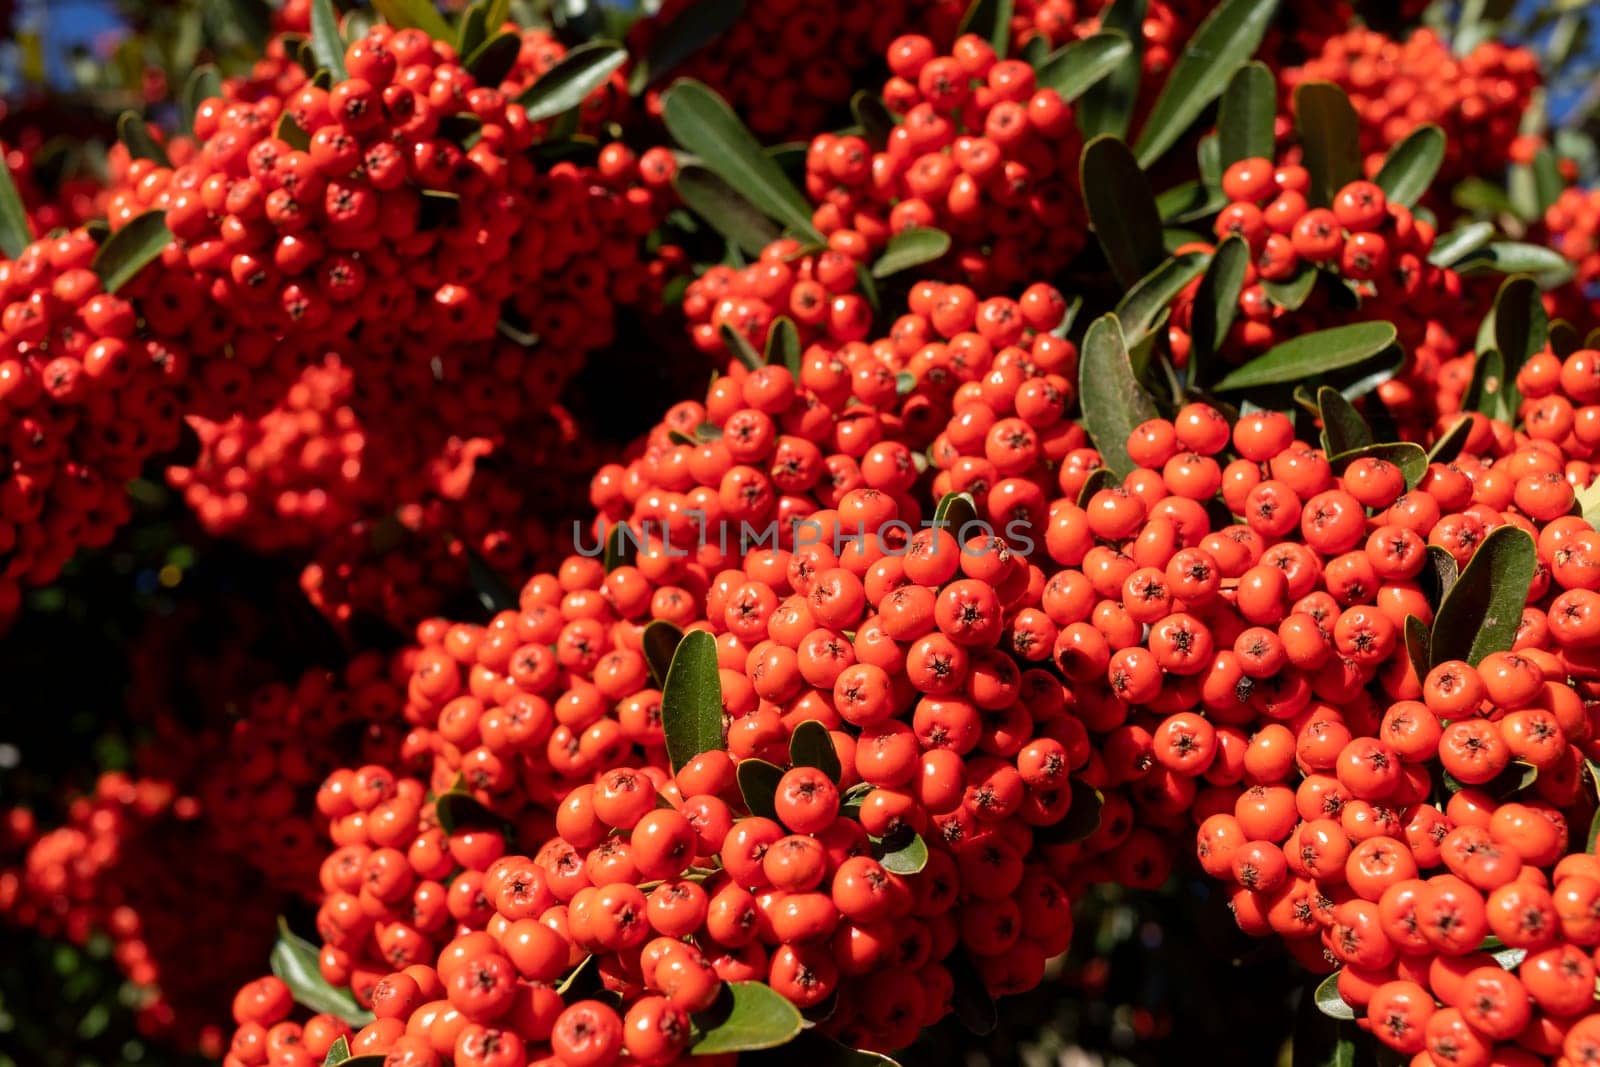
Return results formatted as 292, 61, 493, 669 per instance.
1294, 981, 1357, 1067
519, 41, 626, 122
957, 0, 1014, 56
457, 0, 491, 57
1317, 386, 1372, 455
1114, 250, 1209, 346
1551, 319, 1581, 358
721, 323, 763, 371
324, 1037, 351, 1066
674, 164, 783, 257
310, 0, 348, 80
1314, 971, 1355, 1021
1452, 177, 1517, 218
1589, 799, 1600, 854
1453, 242, 1574, 282
766, 316, 801, 374
633, 0, 743, 91
788, 720, 841, 783
1214, 322, 1397, 391
180, 64, 223, 137
876, 831, 929, 875
1034, 777, 1105, 843
1217, 60, 1275, 169
0, 159, 31, 260
662, 79, 820, 241
1076, 468, 1118, 509
467, 547, 517, 613
1404, 616, 1430, 686
117, 113, 170, 167
1329, 443, 1427, 490
737, 759, 784, 821
692, 981, 805, 1054
435, 786, 500, 835
1492, 275, 1549, 375
933, 491, 979, 536
1261, 264, 1318, 310
1531, 145, 1564, 215
1294, 82, 1360, 207
1081, 136, 1165, 288
1428, 222, 1496, 268
1190, 234, 1249, 377
1427, 416, 1473, 464
92, 211, 171, 295
1035, 32, 1135, 103
1080, 314, 1159, 477
271, 919, 373, 1026
851, 91, 895, 150
1463, 348, 1511, 422
1373, 124, 1444, 209
275, 111, 311, 151
370, 0, 454, 40
602, 522, 636, 572
1430, 525, 1536, 668
557, 955, 598, 996
642, 620, 683, 689
1156, 180, 1227, 224
1133, 0, 1280, 167
872, 228, 952, 278
466, 32, 522, 87
750, 1030, 902, 1066
1421, 546, 1459, 609
662, 629, 725, 773
945, 950, 998, 1035
1077, 0, 1145, 139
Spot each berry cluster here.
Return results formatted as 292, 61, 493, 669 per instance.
1283, 29, 1541, 188
1544, 187, 1600, 321
805, 33, 1087, 294
0, 228, 184, 620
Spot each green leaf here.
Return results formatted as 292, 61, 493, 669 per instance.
1317, 386, 1372, 456
557, 955, 598, 996
933, 491, 979, 535
519, 40, 626, 122
457, 0, 491, 56
117, 113, 170, 167
1294, 82, 1360, 207
851, 91, 895, 151
662, 629, 725, 773
876, 831, 929, 875
1491, 275, 1549, 375
1427, 416, 1473, 465
720, 323, 763, 371
1217, 60, 1275, 169
1035, 32, 1134, 103
945, 950, 998, 1035
1314, 971, 1355, 1021
1156, 180, 1227, 224
1079, 314, 1159, 477
1113, 250, 1209, 347
310, 0, 348, 80
271, 919, 373, 1026
736, 759, 784, 821
662, 79, 820, 241
275, 111, 312, 151
1076, 468, 1118, 509
765, 317, 801, 374
789, 720, 841, 783
324, 1037, 351, 1066
1133, 0, 1280, 167
1430, 525, 1536, 668
957, 0, 1014, 56
180, 64, 222, 137
434, 783, 502, 834
692, 981, 805, 1054
1261, 264, 1318, 310
92, 211, 171, 295
1453, 242, 1574, 283
1576, 479, 1600, 533
466, 32, 522, 88
1421, 546, 1459, 610
1530, 145, 1564, 216
1190, 235, 1249, 377
872, 228, 952, 278
674, 164, 782, 257
632, 0, 743, 91
1464, 348, 1510, 422
749, 1031, 902, 1066
602, 523, 635, 572
1329, 443, 1428, 490
370, 0, 455, 41
1404, 616, 1431, 686
1081, 136, 1165, 289
1374, 124, 1444, 209
467, 547, 517, 613
1077, 0, 1145, 139
1294, 982, 1357, 1067
1214, 322, 1397, 391
1034, 778, 1105, 843
0, 159, 31, 260
641, 620, 683, 689
1428, 222, 1496, 268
